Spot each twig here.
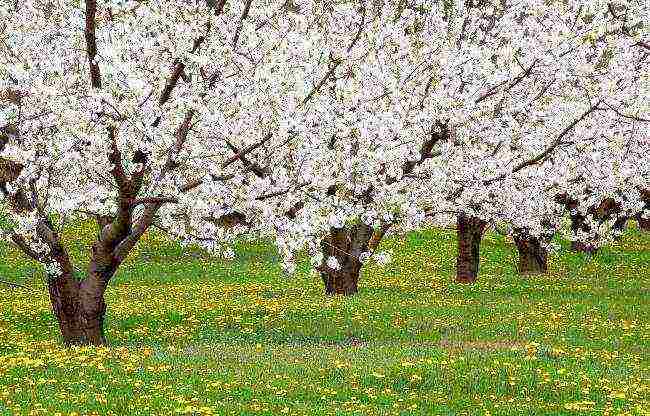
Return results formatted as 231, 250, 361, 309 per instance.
483, 100, 602, 185
232, 0, 254, 49
299, 57, 342, 107
0, 277, 33, 291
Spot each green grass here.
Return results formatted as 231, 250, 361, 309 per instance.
0, 221, 648, 415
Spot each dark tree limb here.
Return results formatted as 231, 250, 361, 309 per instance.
484, 100, 602, 185
232, 0, 254, 49
221, 132, 272, 169
85, 0, 102, 88
9, 232, 43, 262
475, 59, 538, 104
299, 57, 342, 107
112, 203, 163, 264
386, 120, 448, 185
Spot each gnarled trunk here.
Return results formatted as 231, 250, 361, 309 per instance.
513, 235, 548, 275
319, 224, 374, 296
40, 195, 156, 346
47, 270, 109, 346
320, 257, 362, 296
456, 214, 486, 283
48, 276, 106, 346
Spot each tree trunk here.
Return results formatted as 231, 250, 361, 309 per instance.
637, 214, 650, 231
320, 257, 362, 296
455, 214, 486, 283
367, 221, 391, 251
637, 189, 650, 231
613, 216, 628, 238
513, 235, 548, 275
319, 223, 374, 296
47, 272, 107, 346
570, 240, 597, 254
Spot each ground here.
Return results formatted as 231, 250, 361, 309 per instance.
0, 221, 648, 415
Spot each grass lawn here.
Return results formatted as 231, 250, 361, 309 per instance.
0, 220, 648, 415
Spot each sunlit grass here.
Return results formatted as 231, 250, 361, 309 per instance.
0, 221, 648, 415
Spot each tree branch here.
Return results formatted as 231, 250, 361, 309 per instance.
9, 232, 43, 262
125, 196, 178, 206
255, 181, 309, 201
386, 121, 448, 185
603, 100, 650, 122
159, 63, 185, 107
85, 0, 102, 88
475, 59, 538, 104
634, 40, 650, 51
346, 1, 365, 53
221, 132, 272, 169
299, 56, 342, 107
112, 202, 162, 264
232, 0, 254, 49
223, 140, 269, 178
106, 126, 129, 190
483, 100, 602, 185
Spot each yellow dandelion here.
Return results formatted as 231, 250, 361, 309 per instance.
610, 391, 626, 400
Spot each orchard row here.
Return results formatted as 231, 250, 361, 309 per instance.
0, 0, 648, 345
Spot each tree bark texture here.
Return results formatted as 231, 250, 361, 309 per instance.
47, 272, 108, 346
513, 234, 548, 275
319, 223, 374, 296
456, 214, 487, 283
637, 214, 650, 231
367, 221, 391, 252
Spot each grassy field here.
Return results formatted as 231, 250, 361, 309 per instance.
0, 220, 648, 416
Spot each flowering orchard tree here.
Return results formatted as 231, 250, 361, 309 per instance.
176, 0, 647, 292
0, 0, 323, 345
252, 0, 650, 289
392, 0, 649, 281
554, 131, 649, 253
231, 0, 465, 294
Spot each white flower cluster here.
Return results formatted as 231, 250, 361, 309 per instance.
0, 0, 647, 275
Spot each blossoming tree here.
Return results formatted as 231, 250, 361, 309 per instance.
252, 0, 649, 289
2, 0, 648, 357
0, 0, 326, 345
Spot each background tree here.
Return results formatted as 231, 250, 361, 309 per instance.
253, 0, 650, 290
